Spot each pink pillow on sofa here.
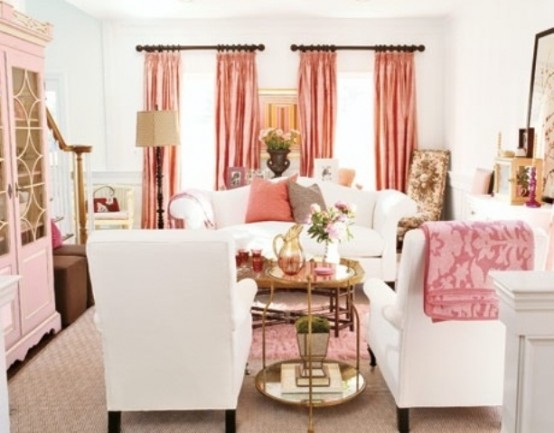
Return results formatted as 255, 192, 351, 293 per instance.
245, 176, 296, 223
51, 220, 63, 249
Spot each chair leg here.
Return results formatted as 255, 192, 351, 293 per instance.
225, 409, 236, 433
368, 345, 377, 367
397, 406, 409, 433
108, 411, 121, 433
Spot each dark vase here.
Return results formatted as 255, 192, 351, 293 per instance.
267, 149, 290, 178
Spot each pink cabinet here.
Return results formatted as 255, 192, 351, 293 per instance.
0, 2, 60, 368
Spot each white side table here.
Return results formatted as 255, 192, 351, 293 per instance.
0, 275, 20, 433
490, 271, 554, 433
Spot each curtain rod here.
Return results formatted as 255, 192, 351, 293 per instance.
136, 44, 265, 53
290, 44, 425, 52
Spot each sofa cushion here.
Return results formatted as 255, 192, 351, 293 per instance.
211, 186, 250, 228
288, 181, 326, 224
245, 177, 295, 223
296, 177, 376, 228
51, 220, 63, 249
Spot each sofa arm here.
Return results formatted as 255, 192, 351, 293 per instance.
364, 278, 402, 329
168, 190, 215, 229
372, 190, 417, 281
232, 278, 257, 330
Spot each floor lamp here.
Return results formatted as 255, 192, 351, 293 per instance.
136, 110, 180, 229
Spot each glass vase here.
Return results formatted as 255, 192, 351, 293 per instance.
323, 240, 340, 264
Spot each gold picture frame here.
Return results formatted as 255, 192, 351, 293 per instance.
493, 157, 543, 205
258, 88, 300, 159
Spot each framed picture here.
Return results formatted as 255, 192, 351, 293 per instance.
493, 157, 543, 204
527, 27, 554, 201
313, 158, 339, 183
259, 88, 300, 159
518, 127, 535, 158
226, 167, 246, 189
470, 168, 494, 195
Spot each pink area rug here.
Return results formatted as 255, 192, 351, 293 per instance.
249, 304, 369, 361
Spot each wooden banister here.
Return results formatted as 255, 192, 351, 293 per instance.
46, 108, 92, 244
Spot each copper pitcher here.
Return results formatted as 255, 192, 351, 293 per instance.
273, 224, 305, 275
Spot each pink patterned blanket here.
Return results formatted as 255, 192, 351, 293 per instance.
421, 220, 534, 321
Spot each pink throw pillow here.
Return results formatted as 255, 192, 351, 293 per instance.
51, 220, 63, 249
245, 176, 296, 223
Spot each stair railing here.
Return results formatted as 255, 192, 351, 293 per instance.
46, 108, 92, 244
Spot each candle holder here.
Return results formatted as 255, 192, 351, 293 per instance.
525, 167, 541, 208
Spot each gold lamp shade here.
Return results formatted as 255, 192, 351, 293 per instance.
136, 110, 180, 147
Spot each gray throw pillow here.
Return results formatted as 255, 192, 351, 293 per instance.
288, 182, 327, 224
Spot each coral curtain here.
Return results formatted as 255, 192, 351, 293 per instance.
297, 51, 337, 177
141, 51, 181, 229
215, 51, 260, 190
374, 51, 418, 191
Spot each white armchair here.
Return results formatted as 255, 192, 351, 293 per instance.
364, 227, 547, 432
87, 229, 257, 433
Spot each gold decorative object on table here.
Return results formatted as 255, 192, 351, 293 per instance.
273, 224, 305, 275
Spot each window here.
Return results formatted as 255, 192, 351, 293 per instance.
334, 73, 375, 190
180, 72, 215, 190
179, 72, 374, 190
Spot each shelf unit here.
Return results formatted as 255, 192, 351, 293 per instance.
0, 2, 60, 368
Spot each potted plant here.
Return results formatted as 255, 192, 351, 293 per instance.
259, 128, 299, 177
295, 315, 330, 378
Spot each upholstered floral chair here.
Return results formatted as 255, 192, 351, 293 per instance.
397, 150, 450, 249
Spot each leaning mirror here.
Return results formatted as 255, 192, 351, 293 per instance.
527, 27, 554, 202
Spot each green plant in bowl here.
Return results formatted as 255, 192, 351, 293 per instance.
295, 315, 330, 334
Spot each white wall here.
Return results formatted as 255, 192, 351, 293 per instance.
26, 0, 106, 170
26, 0, 447, 180
445, 0, 554, 219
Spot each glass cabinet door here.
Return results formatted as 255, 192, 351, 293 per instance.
12, 67, 46, 246
0, 87, 9, 256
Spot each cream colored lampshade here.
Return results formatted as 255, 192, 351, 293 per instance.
136, 110, 180, 147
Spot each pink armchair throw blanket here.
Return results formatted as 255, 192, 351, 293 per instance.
421, 220, 534, 321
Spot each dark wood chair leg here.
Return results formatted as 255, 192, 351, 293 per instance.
368, 345, 377, 367
225, 409, 236, 433
108, 411, 121, 433
397, 406, 409, 433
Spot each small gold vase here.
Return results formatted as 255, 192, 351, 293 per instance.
273, 224, 305, 275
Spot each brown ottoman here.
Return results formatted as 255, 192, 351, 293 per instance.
53, 244, 94, 307
53, 255, 88, 327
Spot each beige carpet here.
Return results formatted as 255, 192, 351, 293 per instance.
8, 307, 501, 433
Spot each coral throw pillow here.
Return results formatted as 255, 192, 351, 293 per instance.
93, 197, 120, 213
51, 220, 63, 250
245, 176, 296, 223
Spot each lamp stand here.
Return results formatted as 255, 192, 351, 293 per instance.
155, 146, 164, 229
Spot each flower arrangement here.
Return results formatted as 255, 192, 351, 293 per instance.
306, 201, 356, 244
259, 127, 300, 151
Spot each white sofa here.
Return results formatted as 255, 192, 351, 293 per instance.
169, 177, 417, 282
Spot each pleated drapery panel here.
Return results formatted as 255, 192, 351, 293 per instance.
297, 51, 337, 177
141, 51, 181, 229
374, 51, 418, 192
215, 51, 260, 190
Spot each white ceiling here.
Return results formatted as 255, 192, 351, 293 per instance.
63, 0, 463, 20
